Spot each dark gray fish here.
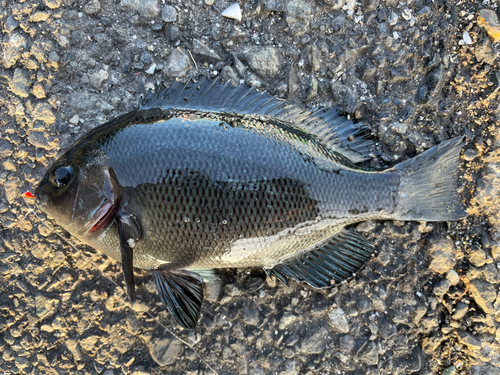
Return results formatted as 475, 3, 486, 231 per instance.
35, 78, 466, 329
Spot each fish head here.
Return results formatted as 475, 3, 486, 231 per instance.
35, 154, 120, 241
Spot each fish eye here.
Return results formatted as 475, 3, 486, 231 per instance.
51, 165, 74, 188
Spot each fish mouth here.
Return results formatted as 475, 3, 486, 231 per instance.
86, 199, 115, 234
79, 168, 118, 236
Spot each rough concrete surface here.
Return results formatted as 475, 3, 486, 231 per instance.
1, 0, 500, 374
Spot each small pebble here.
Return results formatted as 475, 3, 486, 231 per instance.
165, 47, 190, 77
222, 3, 242, 21
162, 6, 177, 23
89, 69, 109, 88
428, 237, 456, 274
328, 307, 349, 333
469, 279, 497, 314
149, 338, 181, 366
224, 283, 241, 297
483, 263, 500, 284
279, 312, 298, 329
151, 23, 163, 31
457, 330, 482, 350
265, 0, 285, 12
101, 16, 111, 26
132, 62, 144, 70
357, 341, 379, 365
83, 0, 101, 14
285, 0, 313, 37
246, 46, 280, 78
140, 51, 152, 64
433, 278, 450, 299
388, 12, 399, 26
10, 68, 30, 98
121, 0, 160, 18
446, 269, 460, 286
452, 302, 468, 320
69, 115, 79, 125
3, 33, 25, 68
220, 66, 240, 86
242, 305, 259, 325
417, 6, 430, 16
462, 31, 473, 45
205, 280, 222, 302
4, 15, 19, 33
402, 9, 412, 21
463, 148, 478, 161
35, 293, 61, 318
300, 330, 327, 354
469, 247, 486, 267
492, 243, 500, 262
32, 83, 46, 99
48, 51, 60, 63
192, 38, 221, 62
145, 63, 156, 75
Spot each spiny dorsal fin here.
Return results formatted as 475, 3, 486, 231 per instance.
140, 77, 375, 163
265, 229, 376, 289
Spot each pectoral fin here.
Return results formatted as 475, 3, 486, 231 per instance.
116, 213, 142, 305
151, 269, 204, 329
265, 229, 376, 288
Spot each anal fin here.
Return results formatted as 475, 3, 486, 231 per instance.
152, 269, 204, 329
266, 229, 376, 289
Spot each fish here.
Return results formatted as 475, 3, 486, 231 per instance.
35, 77, 466, 329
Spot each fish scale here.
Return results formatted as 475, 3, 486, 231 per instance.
36, 78, 466, 328
62, 113, 396, 269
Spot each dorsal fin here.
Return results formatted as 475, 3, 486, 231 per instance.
140, 77, 375, 163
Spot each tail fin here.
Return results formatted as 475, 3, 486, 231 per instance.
395, 136, 466, 221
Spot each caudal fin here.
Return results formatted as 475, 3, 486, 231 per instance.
395, 136, 466, 221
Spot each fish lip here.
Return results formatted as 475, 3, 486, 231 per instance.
78, 168, 117, 236
83, 199, 115, 235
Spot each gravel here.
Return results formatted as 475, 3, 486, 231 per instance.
90, 69, 109, 89
192, 38, 221, 63
165, 47, 191, 77
428, 237, 456, 274
10, 68, 30, 98
285, 0, 313, 37
161, 5, 177, 23
121, 0, 160, 18
1, 0, 500, 374
328, 306, 350, 333
246, 46, 281, 78
4, 15, 19, 33
469, 279, 498, 314
149, 337, 183, 367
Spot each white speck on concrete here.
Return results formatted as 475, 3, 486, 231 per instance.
222, 3, 242, 21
